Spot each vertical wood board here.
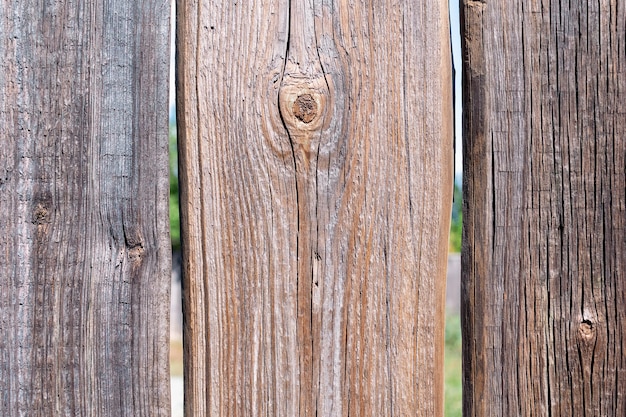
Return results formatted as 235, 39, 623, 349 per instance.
0, 1, 171, 416
177, 0, 453, 416
462, 1, 626, 415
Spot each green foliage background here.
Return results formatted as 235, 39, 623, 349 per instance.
169, 122, 180, 252
445, 314, 462, 417
449, 181, 462, 253
446, 181, 463, 416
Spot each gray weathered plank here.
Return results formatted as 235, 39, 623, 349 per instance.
0, 1, 171, 416
177, 0, 453, 416
462, 0, 626, 415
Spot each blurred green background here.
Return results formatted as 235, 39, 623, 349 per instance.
446, 181, 462, 417
445, 312, 462, 417
169, 122, 180, 253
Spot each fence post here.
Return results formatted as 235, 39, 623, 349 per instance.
0, 2, 171, 416
462, 1, 626, 415
176, 0, 453, 415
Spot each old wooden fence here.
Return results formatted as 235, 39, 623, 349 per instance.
0, 0, 623, 416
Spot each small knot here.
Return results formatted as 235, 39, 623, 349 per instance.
125, 236, 144, 261
32, 203, 50, 225
128, 244, 144, 260
293, 94, 318, 123
578, 319, 595, 340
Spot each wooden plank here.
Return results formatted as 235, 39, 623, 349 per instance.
0, 1, 171, 416
176, 0, 453, 415
461, 1, 626, 415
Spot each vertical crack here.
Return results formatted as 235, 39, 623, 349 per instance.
276, 0, 332, 414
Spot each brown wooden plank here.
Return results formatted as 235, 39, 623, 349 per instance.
0, 1, 171, 416
176, 0, 453, 415
461, 0, 626, 415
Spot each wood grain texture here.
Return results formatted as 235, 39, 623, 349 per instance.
0, 1, 171, 416
462, 0, 626, 415
176, 0, 452, 416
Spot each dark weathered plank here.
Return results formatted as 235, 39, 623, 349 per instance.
177, 1, 453, 416
462, 1, 626, 415
0, 2, 171, 416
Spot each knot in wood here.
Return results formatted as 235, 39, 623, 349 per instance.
32, 203, 50, 225
293, 94, 318, 123
578, 319, 595, 340
128, 244, 144, 260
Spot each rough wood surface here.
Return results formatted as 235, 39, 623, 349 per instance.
0, 2, 171, 416
462, 1, 626, 415
176, 0, 453, 415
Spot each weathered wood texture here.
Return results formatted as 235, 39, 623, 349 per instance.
0, 2, 171, 416
176, 0, 453, 416
462, 1, 626, 415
